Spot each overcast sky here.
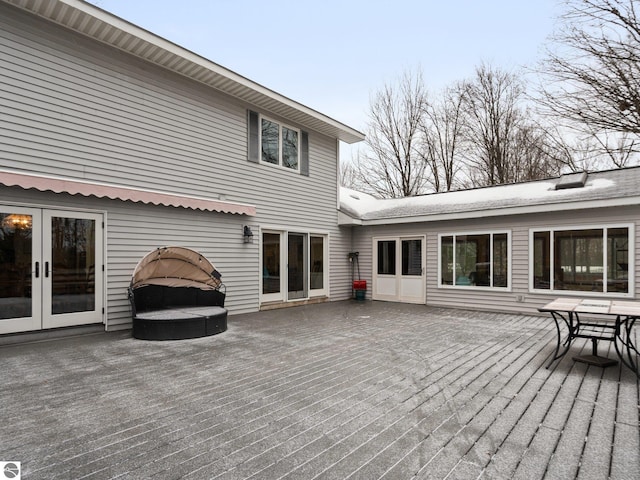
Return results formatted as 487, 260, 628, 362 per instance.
88, 0, 564, 156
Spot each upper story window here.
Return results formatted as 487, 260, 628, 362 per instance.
531, 225, 633, 295
439, 231, 510, 289
247, 110, 309, 175
261, 118, 299, 170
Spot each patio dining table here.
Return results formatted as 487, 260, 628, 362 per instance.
539, 297, 639, 376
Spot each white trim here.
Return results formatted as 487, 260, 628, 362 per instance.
337, 211, 361, 226
372, 235, 426, 303
437, 230, 512, 292
260, 229, 285, 303
528, 223, 635, 298
309, 234, 328, 297
258, 115, 301, 173
336, 138, 341, 211
0, 205, 106, 334
101, 211, 108, 329
259, 227, 331, 305
42, 209, 104, 329
0, 206, 42, 334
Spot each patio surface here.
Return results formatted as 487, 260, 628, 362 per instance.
1, 301, 638, 480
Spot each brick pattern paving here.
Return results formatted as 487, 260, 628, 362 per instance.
0, 301, 638, 479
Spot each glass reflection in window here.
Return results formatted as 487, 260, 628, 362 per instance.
282, 127, 298, 170
261, 119, 279, 165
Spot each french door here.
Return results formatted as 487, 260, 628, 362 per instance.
0, 207, 103, 334
373, 236, 425, 303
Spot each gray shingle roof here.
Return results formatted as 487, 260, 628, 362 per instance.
340, 167, 640, 225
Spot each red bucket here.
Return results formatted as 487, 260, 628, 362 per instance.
353, 280, 367, 290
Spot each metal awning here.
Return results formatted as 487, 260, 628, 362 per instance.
0, 170, 256, 215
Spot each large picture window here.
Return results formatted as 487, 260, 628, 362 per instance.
531, 226, 631, 294
439, 232, 510, 288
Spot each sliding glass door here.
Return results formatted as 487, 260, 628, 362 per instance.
261, 230, 327, 303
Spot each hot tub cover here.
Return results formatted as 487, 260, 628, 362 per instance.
130, 246, 222, 291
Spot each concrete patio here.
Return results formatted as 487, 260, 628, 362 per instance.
0, 301, 638, 479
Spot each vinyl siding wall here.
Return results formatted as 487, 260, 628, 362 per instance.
0, 4, 352, 329
352, 205, 640, 315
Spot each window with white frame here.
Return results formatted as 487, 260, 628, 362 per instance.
439, 232, 510, 288
248, 110, 309, 175
261, 116, 299, 171
531, 226, 632, 294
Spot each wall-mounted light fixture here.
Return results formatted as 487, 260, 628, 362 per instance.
243, 225, 254, 243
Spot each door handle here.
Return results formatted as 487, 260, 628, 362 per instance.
45, 261, 50, 278
35, 261, 40, 278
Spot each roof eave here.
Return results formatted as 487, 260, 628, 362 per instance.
353, 197, 640, 226
337, 210, 362, 226
2, 0, 365, 144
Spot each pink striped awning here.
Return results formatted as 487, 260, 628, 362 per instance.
0, 170, 256, 216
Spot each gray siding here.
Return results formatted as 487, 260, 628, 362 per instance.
351, 206, 640, 315
0, 187, 255, 328
0, 3, 351, 329
332, 225, 355, 301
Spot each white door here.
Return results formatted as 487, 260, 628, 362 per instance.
0, 207, 104, 334
373, 236, 425, 304
42, 210, 104, 329
0, 207, 42, 333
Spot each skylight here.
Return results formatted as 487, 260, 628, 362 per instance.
555, 171, 588, 190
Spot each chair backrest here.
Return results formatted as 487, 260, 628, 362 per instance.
130, 285, 225, 313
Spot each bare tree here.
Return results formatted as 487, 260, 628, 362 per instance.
537, 121, 639, 171
460, 64, 527, 185
420, 84, 465, 192
344, 65, 569, 196
583, 128, 639, 167
460, 64, 563, 187
535, 124, 586, 171
339, 157, 361, 191
538, 0, 640, 135
509, 121, 563, 180
354, 70, 429, 198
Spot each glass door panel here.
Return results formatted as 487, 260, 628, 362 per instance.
402, 239, 422, 276
288, 233, 307, 300
262, 232, 283, 300
375, 239, 397, 299
43, 210, 103, 329
400, 238, 425, 303
50, 216, 96, 314
0, 207, 41, 333
310, 236, 324, 292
